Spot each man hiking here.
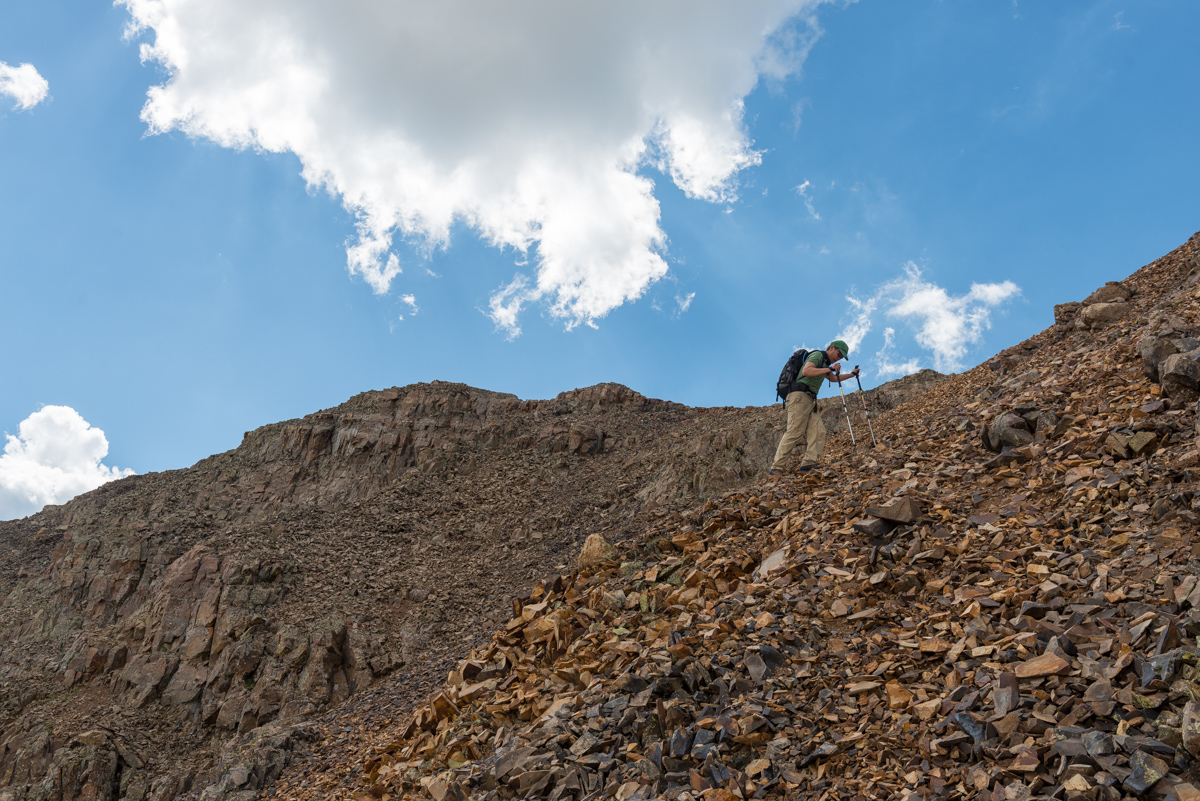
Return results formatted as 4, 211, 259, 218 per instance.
769, 339, 859, 475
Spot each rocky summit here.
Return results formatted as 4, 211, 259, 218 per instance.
0, 363, 940, 799
3, 232, 1199, 801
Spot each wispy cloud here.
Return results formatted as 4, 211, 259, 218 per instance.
840, 262, 1021, 375
874, 327, 921, 378
1112, 12, 1129, 31
837, 294, 876, 356
0, 61, 49, 110
795, 180, 821, 220
397, 293, 419, 320
675, 291, 696, 315
0, 406, 134, 520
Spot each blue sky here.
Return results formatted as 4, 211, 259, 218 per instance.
1, 0, 1197, 517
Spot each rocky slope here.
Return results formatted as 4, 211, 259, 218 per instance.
260, 231, 1200, 801
0, 365, 939, 800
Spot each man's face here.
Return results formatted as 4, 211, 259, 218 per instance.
827, 345, 843, 362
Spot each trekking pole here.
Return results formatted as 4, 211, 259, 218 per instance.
853, 366, 878, 447
833, 372, 856, 447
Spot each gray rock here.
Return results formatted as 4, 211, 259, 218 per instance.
744, 652, 768, 682
1161, 353, 1200, 402
1182, 700, 1200, 756
1122, 749, 1168, 795
1174, 337, 1200, 352
1083, 730, 1115, 756
851, 516, 898, 537
994, 672, 1019, 717
1029, 410, 1060, 435
984, 412, 1034, 452
1137, 334, 1177, 382
759, 645, 786, 671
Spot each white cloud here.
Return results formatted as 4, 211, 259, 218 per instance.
117, 0, 826, 335
675, 291, 696, 315
397, 293, 419, 320
0, 406, 134, 521
0, 61, 49, 110
873, 327, 921, 378
795, 179, 821, 220
837, 293, 876, 355
843, 262, 1021, 374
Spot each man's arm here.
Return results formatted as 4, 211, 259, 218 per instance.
801, 361, 859, 382
826, 366, 859, 383
800, 358, 829, 378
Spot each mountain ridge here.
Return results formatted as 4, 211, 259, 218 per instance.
271, 231, 1200, 801
0, 369, 941, 800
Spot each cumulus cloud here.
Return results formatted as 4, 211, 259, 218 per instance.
117, 0, 825, 335
0, 61, 49, 110
841, 262, 1021, 375
0, 406, 134, 521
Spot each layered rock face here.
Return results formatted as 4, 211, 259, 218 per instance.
0, 376, 936, 800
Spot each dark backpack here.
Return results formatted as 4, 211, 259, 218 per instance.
775, 349, 828, 402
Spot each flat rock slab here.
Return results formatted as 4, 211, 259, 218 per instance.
1014, 653, 1070, 678
864, 497, 923, 524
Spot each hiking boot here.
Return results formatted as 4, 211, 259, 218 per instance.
768, 469, 783, 477
796, 464, 817, 472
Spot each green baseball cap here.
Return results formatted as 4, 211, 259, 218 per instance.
830, 339, 850, 359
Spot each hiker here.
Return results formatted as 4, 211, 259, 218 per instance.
769, 340, 859, 475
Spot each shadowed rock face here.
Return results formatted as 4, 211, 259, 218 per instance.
0, 376, 942, 799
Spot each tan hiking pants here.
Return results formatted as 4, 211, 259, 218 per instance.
770, 391, 827, 471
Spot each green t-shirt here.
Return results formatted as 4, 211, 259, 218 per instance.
797, 351, 829, 397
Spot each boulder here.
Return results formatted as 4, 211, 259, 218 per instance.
1027, 410, 1060, 435
1053, 302, 1081, 326
1176, 336, 1200, 352
865, 497, 923, 524
1129, 431, 1159, 458
1078, 302, 1130, 329
1137, 334, 1177, 382
1161, 353, 1200, 402
1083, 282, 1131, 305
578, 534, 616, 569
1105, 432, 1133, 460
983, 412, 1034, 453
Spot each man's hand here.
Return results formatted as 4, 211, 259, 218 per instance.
827, 362, 841, 376
850, 367, 860, 377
